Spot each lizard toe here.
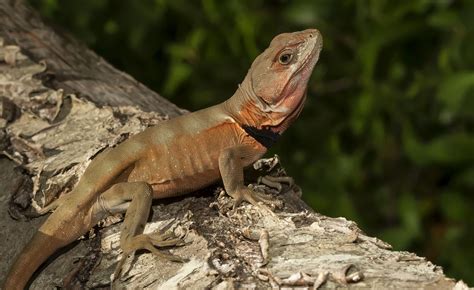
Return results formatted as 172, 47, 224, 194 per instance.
232, 187, 277, 217
258, 175, 294, 193
113, 233, 187, 281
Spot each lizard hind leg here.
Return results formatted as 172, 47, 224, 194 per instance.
35, 191, 72, 215
95, 182, 186, 282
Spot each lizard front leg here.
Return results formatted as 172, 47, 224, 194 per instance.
92, 182, 185, 281
218, 145, 276, 213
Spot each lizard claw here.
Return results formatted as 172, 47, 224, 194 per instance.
258, 175, 294, 193
113, 231, 187, 281
232, 195, 243, 209
230, 187, 278, 216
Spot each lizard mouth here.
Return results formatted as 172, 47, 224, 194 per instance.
293, 34, 323, 83
270, 89, 307, 133
272, 33, 322, 110
296, 44, 320, 75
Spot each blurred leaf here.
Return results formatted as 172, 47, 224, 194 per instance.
436, 71, 474, 114
104, 19, 118, 35
399, 193, 421, 234
440, 191, 469, 222
357, 21, 424, 85
428, 10, 460, 29
453, 167, 474, 187
163, 62, 192, 95
381, 227, 415, 250
404, 132, 474, 166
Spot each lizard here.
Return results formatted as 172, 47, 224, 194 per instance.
3, 28, 322, 289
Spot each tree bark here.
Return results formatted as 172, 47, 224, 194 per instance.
0, 0, 468, 289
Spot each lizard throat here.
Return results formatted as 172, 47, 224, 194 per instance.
240, 124, 281, 148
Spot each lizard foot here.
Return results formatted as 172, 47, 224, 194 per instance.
230, 187, 279, 216
113, 231, 187, 281
258, 175, 294, 193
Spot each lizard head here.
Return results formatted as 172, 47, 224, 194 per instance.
235, 29, 323, 136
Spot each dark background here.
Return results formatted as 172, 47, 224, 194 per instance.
29, 0, 474, 283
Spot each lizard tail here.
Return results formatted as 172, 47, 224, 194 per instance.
3, 231, 67, 290
3, 200, 96, 290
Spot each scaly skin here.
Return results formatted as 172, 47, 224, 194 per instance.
3, 29, 322, 289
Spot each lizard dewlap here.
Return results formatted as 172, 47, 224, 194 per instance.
3, 29, 322, 289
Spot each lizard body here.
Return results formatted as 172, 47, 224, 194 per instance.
3, 29, 322, 289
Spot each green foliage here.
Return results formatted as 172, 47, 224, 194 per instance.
29, 0, 474, 283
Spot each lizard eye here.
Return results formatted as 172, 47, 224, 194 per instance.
278, 51, 293, 65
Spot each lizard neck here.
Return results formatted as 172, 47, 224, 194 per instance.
222, 79, 281, 148
223, 77, 270, 128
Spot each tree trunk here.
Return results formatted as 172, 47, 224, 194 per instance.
0, 0, 468, 289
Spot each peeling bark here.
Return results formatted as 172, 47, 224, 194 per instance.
0, 1, 469, 289
0, 0, 183, 116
